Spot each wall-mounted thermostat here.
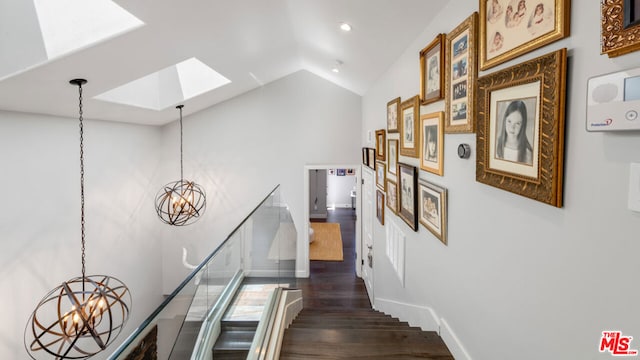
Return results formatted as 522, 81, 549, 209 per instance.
587, 67, 640, 131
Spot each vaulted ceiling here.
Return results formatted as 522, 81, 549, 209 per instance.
0, 0, 446, 125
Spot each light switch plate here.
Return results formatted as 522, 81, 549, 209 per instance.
629, 163, 640, 212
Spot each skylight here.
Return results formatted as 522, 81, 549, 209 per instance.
94, 58, 231, 110
0, 0, 143, 80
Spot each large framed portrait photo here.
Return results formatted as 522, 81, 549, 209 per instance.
418, 180, 448, 245
397, 163, 418, 231
476, 48, 567, 207
420, 34, 445, 105
479, 0, 570, 70
400, 96, 420, 158
445, 12, 478, 133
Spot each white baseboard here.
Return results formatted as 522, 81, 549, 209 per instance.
375, 297, 470, 360
440, 318, 472, 360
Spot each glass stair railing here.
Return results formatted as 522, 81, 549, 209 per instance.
107, 185, 298, 360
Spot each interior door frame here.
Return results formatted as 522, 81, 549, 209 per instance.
302, 165, 362, 278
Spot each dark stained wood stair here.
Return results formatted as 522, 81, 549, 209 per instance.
279, 209, 454, 359
280, 308, 453, 359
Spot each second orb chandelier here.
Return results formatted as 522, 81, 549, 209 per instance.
155, 105, 206, 226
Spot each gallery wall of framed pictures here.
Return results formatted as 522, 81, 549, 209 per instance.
371, 0, 574, 247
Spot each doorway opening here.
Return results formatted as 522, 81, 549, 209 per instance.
302, 165, 362, 278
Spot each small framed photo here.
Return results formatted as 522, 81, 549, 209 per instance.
337, 168, 346, 176
420, 112, 444, 176
445, 12, 478, 133
386, 179, 398, 214
476, 48, 567, 207
420, 33, 445, 105
602, 0, 640, 57
400, 95, 420, 158
376, 161, 386, 191
346, 168, 356, 176
362, 147, 369, 166
480, 0, 571, 70
387, 97, 401, 133
367, 148, 376, 169
388, 139, 398, 177
397, 163, 418, 231
418, 179, 448, 245
375, 129, 386, 161
376, 189, 385, 225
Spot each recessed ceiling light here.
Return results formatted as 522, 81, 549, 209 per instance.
332, 68, 340, 73
340, 23, 352, 31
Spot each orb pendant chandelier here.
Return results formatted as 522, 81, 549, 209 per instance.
24, 79, 131, 360
154, 105, 206, 226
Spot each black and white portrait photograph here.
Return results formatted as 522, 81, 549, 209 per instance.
453, 80, 467, 100
494, 97, 537, 166
420, 112, 444, 176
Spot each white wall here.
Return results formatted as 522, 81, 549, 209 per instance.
327, 171, 357, 208
0, 111, 164, 360
363, 2, 640, 359
159, 70, 362, 290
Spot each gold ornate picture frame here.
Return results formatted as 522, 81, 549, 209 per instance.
420, 112, 445, 176
375, 129, 386, 161
387, 97, 401, 133
376, 161, 386, 191
400, 95, 420, 158
388, 139, 398, 178
420, 34, 445, 105
476, 48, 567, 207
386, 179, 398, 214
602, 0, 640, 57
377, 189, 385, 225
418, 179, 448, 245
479, 0, 570, 70
445, 12, 478, 133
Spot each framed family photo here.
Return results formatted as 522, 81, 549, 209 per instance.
418, 180, 448, 245
445, 12, 478, 133
397, 163, 418, 231
377, 190, 385, 225
400, 95, 420, 158
420, 112, 445, 176
386, 179, 398, 214
387, 97, 401, 133
420, 33, 445, 105
602, 0, 640, 57
476, 48, 567, 207
388, 139, 398, 177
375, 129, 386, 160
479, 0, 570, 70
376, 161, 386, 191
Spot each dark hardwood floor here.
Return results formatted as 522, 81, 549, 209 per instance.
279, 208, 454, 359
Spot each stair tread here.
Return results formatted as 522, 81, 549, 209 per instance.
213, 330, 255, 350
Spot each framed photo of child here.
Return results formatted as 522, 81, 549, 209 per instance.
479, 0, 570, 70
476, 48, 567, 207
420, 112, 444, 176
400, 96, 420, 158
418, 179, 448, 245
420, 34, 445, 105
387, 97, 401, 133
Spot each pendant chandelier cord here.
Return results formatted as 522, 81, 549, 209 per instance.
77, 82, 86, 282
178, 105, 184, 182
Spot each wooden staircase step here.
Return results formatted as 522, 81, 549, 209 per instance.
283, 328, 440, 344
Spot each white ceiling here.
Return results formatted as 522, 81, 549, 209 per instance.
0, 0, 447, 126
